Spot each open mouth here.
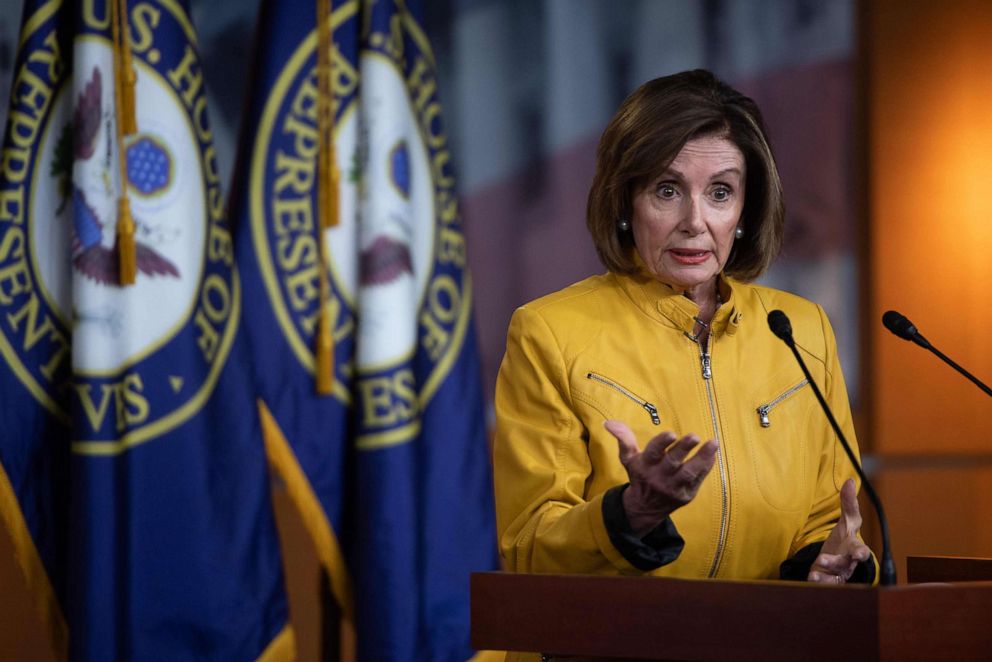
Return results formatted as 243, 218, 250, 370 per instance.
668, 248, 710, 265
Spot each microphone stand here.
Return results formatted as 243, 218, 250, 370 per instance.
883, 310, 992, 397
914, 336, 992, 397
771, 312, 897, 586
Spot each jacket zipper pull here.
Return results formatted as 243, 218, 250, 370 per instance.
586, 372, 661, 426
755, 379, 810, 428
700, 352, 712, 380
644, 403, 661, 425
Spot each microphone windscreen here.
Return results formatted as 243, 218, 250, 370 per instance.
882, 310, 917, 340
767, 310, 793, 341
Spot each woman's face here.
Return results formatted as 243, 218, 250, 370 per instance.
631, 134, 745, 295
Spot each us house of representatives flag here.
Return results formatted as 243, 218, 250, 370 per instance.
0, 1, 292, 659
229, 0, 499, 659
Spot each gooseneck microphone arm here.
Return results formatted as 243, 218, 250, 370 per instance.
882, 310, 992, 397
768, 310, 897, 586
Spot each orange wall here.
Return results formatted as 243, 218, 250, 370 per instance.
864, 0, 992, 577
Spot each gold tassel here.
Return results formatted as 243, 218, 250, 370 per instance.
319, 148, 340, 229
316, 0, 339, 230
315, 301, 334, 395
111, 0, 138, 285
116, 196, 137, 284
113, 0, 137, 136
314, 0, 336, 394
119, 60, 137, 135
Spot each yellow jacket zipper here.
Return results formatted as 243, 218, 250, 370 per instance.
756, 380, 809, 427
586, 372, 661, 425
698, 340, 729, 578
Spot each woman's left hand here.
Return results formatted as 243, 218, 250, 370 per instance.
807, 478, 872, 584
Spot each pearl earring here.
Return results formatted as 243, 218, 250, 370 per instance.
618, 219, 630, 231
734, 225, 744, 239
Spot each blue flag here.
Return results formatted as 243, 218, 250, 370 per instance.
230, 0, 499, 659
0, 1, 291, 659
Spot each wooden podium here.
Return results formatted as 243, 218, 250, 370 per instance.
471, 571, 992, 661
907, 555, 992, 583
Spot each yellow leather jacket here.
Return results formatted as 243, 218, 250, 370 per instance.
494, 270, 868, 580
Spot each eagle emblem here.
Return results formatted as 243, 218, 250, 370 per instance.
359, 139, 413, 287
56, 66, 180, 285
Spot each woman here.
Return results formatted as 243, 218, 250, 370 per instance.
493, 70, 876, 585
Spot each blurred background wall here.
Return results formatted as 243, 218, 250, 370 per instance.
423, 0, 860, 417
0, 0, 990, 658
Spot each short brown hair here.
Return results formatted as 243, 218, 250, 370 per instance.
586, 69, 784, 281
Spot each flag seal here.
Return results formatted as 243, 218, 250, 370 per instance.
0, 2, 239, 454
250, 1, 473, 449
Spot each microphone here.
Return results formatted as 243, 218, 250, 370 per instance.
882, 310, 992, 397
767, 310, 897, 586
767, 309, 793, 344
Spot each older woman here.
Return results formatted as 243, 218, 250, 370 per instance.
493, 70, 876, 585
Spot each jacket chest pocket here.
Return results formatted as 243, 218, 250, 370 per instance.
747, 380, 814, 512
585, 372, 661, 426
756, 379, 809, 428
572, 370, 677, 442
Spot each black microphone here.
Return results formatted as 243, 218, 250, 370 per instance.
882, 310, 992, 397
767, 309, 793, 345
767, 310, 897, 586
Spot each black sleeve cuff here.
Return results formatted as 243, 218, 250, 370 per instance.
779, 541, 877, 584
601, 484, 684, 571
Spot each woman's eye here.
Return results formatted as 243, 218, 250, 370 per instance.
657, 184, 677, 199
712, 186, 731, 202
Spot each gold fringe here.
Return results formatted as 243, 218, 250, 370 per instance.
0, 462, 68, 662
111, 0, 138, 285
255, 624, 297, 662
468, 651, 508, 662
340, 618, 356, 662
257, 400, 354, 621
314, 0, 336, 393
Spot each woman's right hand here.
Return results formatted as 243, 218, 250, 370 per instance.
604, 420, 719, 538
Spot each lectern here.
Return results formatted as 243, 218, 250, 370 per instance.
471, 572, 992, 661
907, 555, 992, 583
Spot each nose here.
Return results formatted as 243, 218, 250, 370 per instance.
678, 195, 706, 236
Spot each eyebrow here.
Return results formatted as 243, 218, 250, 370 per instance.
661, 166, 744, 182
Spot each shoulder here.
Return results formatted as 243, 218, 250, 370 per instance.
520, 273, 619, 315
733, 281, 835, 363
737, 281, 821, 320
507, 273, 624, 355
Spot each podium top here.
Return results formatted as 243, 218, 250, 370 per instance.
907, 555, 992, 583
471, 572, 992, 661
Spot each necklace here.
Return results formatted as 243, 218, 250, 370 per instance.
686, 283, 723, 342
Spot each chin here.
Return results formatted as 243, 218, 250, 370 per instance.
659, 266, 718, 289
